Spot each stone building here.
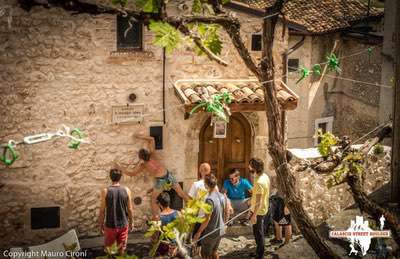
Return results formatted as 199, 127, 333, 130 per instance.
0, 0, 385, 248
230, 0, 384, 147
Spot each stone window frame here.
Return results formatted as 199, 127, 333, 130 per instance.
115, 15, 144, 52
314, 116, 334, 146
25, 204, 64, 235
250, 32, 262, 52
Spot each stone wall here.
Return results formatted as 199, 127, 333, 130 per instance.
292, 149, 390, 224
0, 1, 274, 248
286, 34, 383, 148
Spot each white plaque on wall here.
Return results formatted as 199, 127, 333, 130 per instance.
112, 105, 144, 124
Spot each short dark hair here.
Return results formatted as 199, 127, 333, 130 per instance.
110, 169, 122, 182
249, 158, 264, 174
229, 168, 240, 176
138, 148, 151, 161
204, 174, 217, 189
157, 192, 171, 208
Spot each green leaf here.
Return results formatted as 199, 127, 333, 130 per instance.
316, 129, 338, 158
196, 24, 223, 56
149, 20, 182, 53
135, 0, 160, 13
221, 0, 230, 4
192, 0, 202, 13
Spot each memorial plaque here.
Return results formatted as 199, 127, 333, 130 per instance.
112, 105, 144, 124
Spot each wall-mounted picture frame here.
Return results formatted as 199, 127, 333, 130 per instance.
213, 120, 227, 138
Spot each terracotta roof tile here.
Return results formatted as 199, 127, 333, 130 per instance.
234, 0, 383, 34
174, 79, 299, 111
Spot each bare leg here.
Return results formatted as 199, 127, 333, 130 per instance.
151, 189, 161, 220
173, 183, 190, 202
212, 250, 219, 259
284, 225, 292, 244
274, 221, 282, 241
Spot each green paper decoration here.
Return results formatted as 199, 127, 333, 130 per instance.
188, 92, 232, 122
312, 64, 322, 75
0, 143, 19, 166
0, 127, 87, 166
68, 128, 85, 149
326, 53, 341, 73
296, 67, 310, 84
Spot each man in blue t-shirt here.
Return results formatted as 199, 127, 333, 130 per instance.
222, 169, 253, 223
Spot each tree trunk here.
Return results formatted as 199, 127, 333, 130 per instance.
259, 1, 340, 258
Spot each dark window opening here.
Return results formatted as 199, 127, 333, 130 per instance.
167, 182, 183, 210
317, 122, 328, 144
117, 15, 142, 50
150, 126, 163, 150
31, 207, 60, 229
251, 34, 262, 51
288, 58, 299, 72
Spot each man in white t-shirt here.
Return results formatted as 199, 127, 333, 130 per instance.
188, 163, 211, 200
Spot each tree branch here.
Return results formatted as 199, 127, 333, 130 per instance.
178, 24, 228, 66
221, 22, 261, 78
19, 0, 259, 75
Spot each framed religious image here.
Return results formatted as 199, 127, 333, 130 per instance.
213, 120, 227, 138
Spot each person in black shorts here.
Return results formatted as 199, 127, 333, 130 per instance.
270, 195, 292, 246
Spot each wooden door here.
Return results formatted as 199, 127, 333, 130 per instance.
199, 113, 251, 185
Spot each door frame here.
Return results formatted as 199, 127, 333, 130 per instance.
198, 113, 252, 183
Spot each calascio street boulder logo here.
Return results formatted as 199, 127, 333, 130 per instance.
329, 216, 391, 256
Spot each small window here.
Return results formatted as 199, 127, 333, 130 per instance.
31, 207, 60, 229
150, 126, 163, 150
288, 58, 299, 72
117, 15, 142, 50
314, 117, 334, 146
251, 33, 262, 51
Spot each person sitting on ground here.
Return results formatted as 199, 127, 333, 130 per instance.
98, 169, 134, 255
115, 134, 190, 220
154, 192, 179, 257
222, 169, 253, 224
270, 195, 292, 246
193, 174, 228, 259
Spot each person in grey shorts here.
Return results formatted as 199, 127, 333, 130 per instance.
193, 174, 228, 259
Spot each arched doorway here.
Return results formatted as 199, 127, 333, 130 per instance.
199, 113, 252, 185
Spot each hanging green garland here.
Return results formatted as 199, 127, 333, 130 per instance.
296, 67, 310, 84
186, 92, 232, 122
0, 126, 89, 166
326, 53, 341, 73
68, 128, 85, 150
0, 143, 19, 166
312, 64, 322, 75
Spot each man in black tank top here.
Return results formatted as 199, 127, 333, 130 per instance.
98, 169, 134, 255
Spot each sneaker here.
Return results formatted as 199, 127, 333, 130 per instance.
270, 238, 283, 245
